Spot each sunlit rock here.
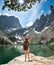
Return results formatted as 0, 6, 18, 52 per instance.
5, 53, 54, 65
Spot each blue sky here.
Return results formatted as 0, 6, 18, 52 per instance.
0, 0, 54, 27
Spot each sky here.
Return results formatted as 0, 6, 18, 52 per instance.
0, 0, 54, 28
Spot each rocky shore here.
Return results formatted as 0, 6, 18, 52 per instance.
4, 53, 54, 65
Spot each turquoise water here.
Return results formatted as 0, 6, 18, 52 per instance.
0, 44, 54, 64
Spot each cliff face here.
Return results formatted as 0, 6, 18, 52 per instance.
0, 15, 21, 31
5, 53, 54, 65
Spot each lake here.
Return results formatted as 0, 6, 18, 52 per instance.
0, 44, 54, 64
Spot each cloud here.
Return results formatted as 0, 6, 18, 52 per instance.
48, 10, 51, 14
0, 13, 10, 16
0, 13, 1, 15
18, 0, 24, 4
27, 2, 42, 22
15, 16, 18, 18
27, 21, 33, 27
44, 0, 47, 1
4, 13, 10, 16
41, 10, 44, 13
42, 0, 47, 2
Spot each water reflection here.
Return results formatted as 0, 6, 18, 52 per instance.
14, 45, 24, 53
0, 45, 21, 64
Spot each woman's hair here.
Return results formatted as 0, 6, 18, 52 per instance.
25, 38, 28, 41
24, 38, 28, 44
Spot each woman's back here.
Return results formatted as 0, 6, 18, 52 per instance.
24, 38, 29, 50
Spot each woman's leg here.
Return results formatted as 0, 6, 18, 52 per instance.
24, 50, 30, 61
24, 51, 27, 61
28, 51, 29, 61
27, 50, 29, 61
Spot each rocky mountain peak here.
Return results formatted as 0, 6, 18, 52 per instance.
32, 9, 54, 32
0, 15, 22, 31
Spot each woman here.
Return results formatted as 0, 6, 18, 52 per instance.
23, 38, 29, 62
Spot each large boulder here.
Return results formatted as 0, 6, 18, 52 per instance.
5, 53, 54, 65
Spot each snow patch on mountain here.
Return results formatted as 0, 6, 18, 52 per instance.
23, 30, 29, 34
33, 26, 49, 34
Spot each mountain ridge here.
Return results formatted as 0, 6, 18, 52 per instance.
0, 15, 22, 31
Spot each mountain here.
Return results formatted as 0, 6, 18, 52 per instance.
33, 14, 47, 32
11, 6, 54, 36
23, 10, 54, 44
46, 11, 54, 26
7, 10, 54, 43
0, 15, 22, 31
4, 6, 54, 43
0, 30, 13, 45
25, 20, 54, 44
32, 10, 54, 32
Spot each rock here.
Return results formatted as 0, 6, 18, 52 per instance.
5, 53, 54, 65
47, 56, 54, 60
